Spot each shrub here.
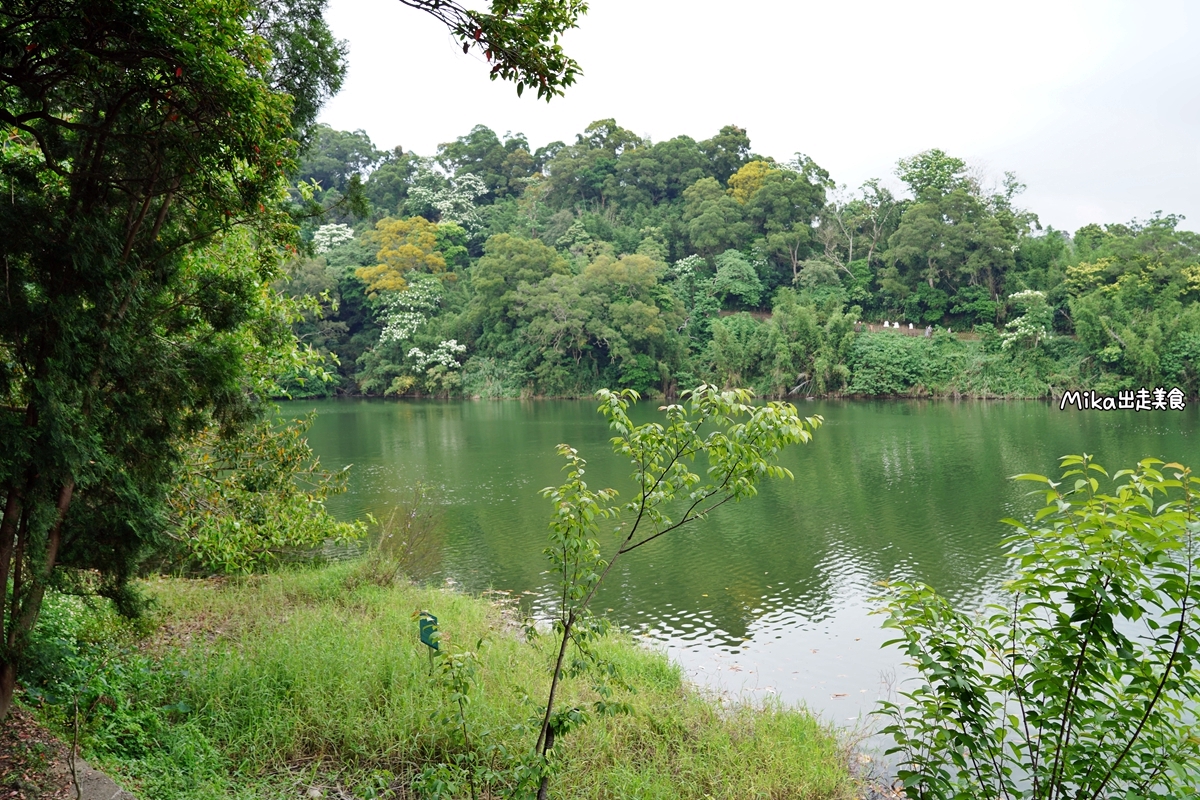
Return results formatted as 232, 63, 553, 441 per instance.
878, 455, 1200, 799
846, 333, 925, 395
166, 414, 365, 574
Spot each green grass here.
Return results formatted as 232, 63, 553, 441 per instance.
24, 564, 858, 799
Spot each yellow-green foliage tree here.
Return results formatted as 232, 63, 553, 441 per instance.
579, 253, 679, 361
356, 216, 447, 295
726, 159, 775, 203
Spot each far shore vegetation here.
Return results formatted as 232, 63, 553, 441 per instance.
278, 125, 1200, 404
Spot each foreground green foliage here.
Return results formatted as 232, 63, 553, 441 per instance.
0, 0, 329, 719
165, 414, 365, 575
397, 0, 588, 101
878, 456, 1200, 799
20, 565, 856, 800
0, 0, 593, 721
522, 386, 819, 797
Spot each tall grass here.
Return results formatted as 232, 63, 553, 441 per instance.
26, 564, 857, 799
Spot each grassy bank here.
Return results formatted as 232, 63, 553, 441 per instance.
20, 563, 858, 799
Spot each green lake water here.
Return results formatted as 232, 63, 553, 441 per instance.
284, 397, 1199, 725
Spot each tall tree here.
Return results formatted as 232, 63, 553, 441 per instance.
297, 124, 382, 194
251, 0, 348, 138
746, 159, 829, 288
610, 135, 708, 209
0, 0, 318, 720
363, 146, 419, 214
682, 177, 749, 258
469, 234, 571, 345
726, 160, 775, 203
700, 124, 754, 185
356, 216, 449, 295
884, 151, 1028, 324
436, 124, 536, 203
817, 179, 901, 273
885, 188, 1016, 322
895, 148, 971, 201
543, 118, 644, 209
0, 0, 590, 722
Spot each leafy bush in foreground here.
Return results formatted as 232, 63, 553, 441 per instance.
879, 455, 1200, 799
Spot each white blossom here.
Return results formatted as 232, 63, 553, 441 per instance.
1000, 289, 1053, 349
313, 223, 354, 254
670, 254, 705, 281
408, 339, 467, 370
407, 159, 487, 233
379, 273, 442, 345
1007, 289, 1046, 304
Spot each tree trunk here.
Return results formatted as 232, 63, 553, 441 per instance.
0, 483, 20, 637
535, 726, 556, 800
0, 660, 15, 722
0, 479, 73, 723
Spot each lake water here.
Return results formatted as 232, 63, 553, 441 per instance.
284, 397, 1198, 729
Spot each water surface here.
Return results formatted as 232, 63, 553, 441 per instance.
287, 398, 1198, 725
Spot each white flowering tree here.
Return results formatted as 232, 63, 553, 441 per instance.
1000, 289, 1053, 350
379, 273, 443, 345
668, 254, 721, 342
408, 340, 467, 370
374, 273, 468, 395
406, 157, 488, 234
312, 222, 354, 254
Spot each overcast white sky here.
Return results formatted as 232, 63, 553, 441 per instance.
317, 1, 1200, 234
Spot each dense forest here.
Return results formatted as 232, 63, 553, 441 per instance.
282, 120, 1200, 400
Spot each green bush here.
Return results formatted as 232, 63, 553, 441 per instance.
878, 455, 1200, 799
165, 414, 366, 574
846, 333, 926, 395
460, 355, 525, 398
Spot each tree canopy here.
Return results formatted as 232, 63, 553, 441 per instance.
0, 0, 326, 719
279, 123, 1200, 404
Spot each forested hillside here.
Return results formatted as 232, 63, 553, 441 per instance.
281, 120, 1200, 399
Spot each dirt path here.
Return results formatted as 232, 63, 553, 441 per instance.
1, 707, 134, 800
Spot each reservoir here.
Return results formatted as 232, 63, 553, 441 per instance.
285, 397, 1198, 725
